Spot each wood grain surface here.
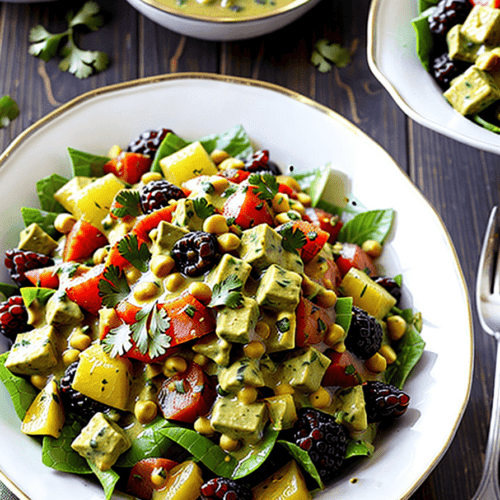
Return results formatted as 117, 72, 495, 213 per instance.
0, 0, 498, 499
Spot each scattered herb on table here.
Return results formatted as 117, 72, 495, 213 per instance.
311, 39, 351, 73
29, 1, 110, 79
0, 96, 19, 128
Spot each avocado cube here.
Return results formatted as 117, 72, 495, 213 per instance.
171, 198, 208, 231
192, 333, 232, 367
262, 310, 296, 353
218, 357, 265, 392
5, 325, 59, 376
278, 347, 331, 393
71, 412, 131, 471
216, 296, 259, 344
238, 224, 284, 271
447, 25, 481, 63
329, 386, 368, 433
461, 6, 500, 45
151, 220, 189, 257
45, 292, 84, 325
255, 264, 302, 312
211, 397, 268, 444
207, 254, 252, 289
18, 223, 58, 256
265, 394, 297, 431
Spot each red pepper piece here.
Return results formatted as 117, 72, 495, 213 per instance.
64, 264, 106, 315
103, 151, 152, 185
127, 458, 179, 500
295, 296, 334, 346
307, 207, 344, 244
132, 205, 177, 242
336, 242, 377, 277
63, 219, 108, 262
322, 349, 367, 388
24, 265, 60, 289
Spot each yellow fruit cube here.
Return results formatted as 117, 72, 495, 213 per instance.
159, 141, 218, 186
21, 379, 65, 438
253, 461, 312, 500
53, 176, 94, 215
152, 461, 204, 500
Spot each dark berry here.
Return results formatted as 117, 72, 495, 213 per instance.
0, 295, 32, 341
428, 0, 472, 38
431, 52, 470, 89
372, 276, 402, 305
4, 249, 54, 287
200, 478, 253, 500
139, 179, 186, 214
244, 150, 282, 175
127, 127, 173, 157
171, 231, 219, 277
291, 407, 348, 483
59, 362, 110, 420
345, 306, 383, 360
363, 380, 410, 423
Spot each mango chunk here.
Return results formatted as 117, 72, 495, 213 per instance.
159, 141, 218, 186
72, 343, 132, 410
152, 460, 203, 500
253, 460, 312, 500
21, 379, 65, 438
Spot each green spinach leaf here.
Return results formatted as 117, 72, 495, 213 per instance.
278, 440, 324, 490
199, 124, 253, 159
411, 7, 437, 72
337, 209, 394, 246
21, 207, 60, 239
36, 173, 68, 212
88, 460, 120, 500
68, 147, 109, 177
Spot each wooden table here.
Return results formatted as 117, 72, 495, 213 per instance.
0, 0, 497, 499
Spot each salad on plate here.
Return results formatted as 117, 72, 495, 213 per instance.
0, 124, 424, 499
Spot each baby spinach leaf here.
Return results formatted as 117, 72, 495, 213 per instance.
42, 418, 91, 474
21, 207, 60, 239
472, 113, 500, 134
159, 425, 237, 477
36, 173, 68, 212
345, 438, 374, 459
411, 7, 437, 72
230, 428, 279, 479
68, 147, 109, 177
0, 283, 18, 300
151, 133, 190, 173
335, 297, 353, 334
199, 124, 253, 159
0, 352, 38, 420
337, 209, 394, 246
88, 460, 120, 500
278, 440, 324, 490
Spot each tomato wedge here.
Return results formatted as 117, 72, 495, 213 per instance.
65, 264, 106, 315
157, 361, 216, 423
336, 242, 377, 277
63, 219, 108, 262
322, 349, 366, 388
306, 207, 343, 244
127, 458, 179, 500
295, 296, 334, 346
103, 151, 152, 185
132, 205, 177, 242
276, 220, 329, 263
24, 265, 60, 289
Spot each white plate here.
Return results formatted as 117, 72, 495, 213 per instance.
0, 73, 472, 500
367, 0, 500, 154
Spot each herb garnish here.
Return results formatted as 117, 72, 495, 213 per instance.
98, 265, 130, 308
111, 191, 142, 219
192, 198, 216, 219
248, 173, 279, 200
0, 96, 19, 128
209, 275, 244, 309
117, 234, 151, 273
131, 301, 171, 358
101, 323, 133, 358
29, 1, 110, 79
278, 223, 306, 255
311, 40, 351, 73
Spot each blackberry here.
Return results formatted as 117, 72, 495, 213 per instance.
363, 380, 410, 423
59, 362, 110, 420
291, 407, 348, 483
200, 478, 253, 500
126, 127, 173, 157
244, 150, 282, 176
5, 249, 54, 287
171, 231, 219, 277
0, 295, 32, 341
372, 276, 402, 305
428, 0, 471, 38
139, 179, 186, 214
345, 306, 383, 360
432, 52, 470, 89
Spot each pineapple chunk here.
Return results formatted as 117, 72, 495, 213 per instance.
159, 141, 218, 186
340, 267, 396, 320
253, 460, 312, 500
53, 176, 94, 215
21, 379, 65, 438
72, 344, 132, 410
152, 461, 203, 500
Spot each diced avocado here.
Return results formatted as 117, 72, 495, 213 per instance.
192, 333, 232, 367
210, 397, 268, 444
18, 223, 58, 256
253, 460, 312, 500
71, 412, 131, 471
340, 267, 397, 320
277, 346, 331, 393
72, 343, 132, 411
21, 379, 65, 438
207, 254, 252, 289
152, 461, 204, 500
215, 296, 259, 344
159, 141, 218, 186
264, 393, 297, 431
171, 198, 209, 231
255, 264, 302, 312
461, 5, 500, 45
5, 325, 59, 376
45, 291, 84, 325
447, 25, 482, 63
151, 220, 189, 257
330, 385, 368, 433
262, 310, 296, 353
218, 356, 265, 392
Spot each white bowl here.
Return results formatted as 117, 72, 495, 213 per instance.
368, 0, 500, 154
126, 0, 321, 41
0, 73, 472, 500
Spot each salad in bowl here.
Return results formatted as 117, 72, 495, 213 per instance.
0, 123, 423, 499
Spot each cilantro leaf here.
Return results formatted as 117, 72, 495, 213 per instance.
209, 275, 244, 309
101, 323, 133, 358
278, 223, 306, 255
248, 173, 279, 201
117, 234, 151, 273
68, 1, 105, 31
28, 25, 68, 62
192, 198, 216, 219
311, 40, 351, 73
0, 96, 20, 128
98, 265, 130, 308
59, 35, 110, 79
111, 191, 141, 219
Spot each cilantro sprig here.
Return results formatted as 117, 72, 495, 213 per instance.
209, 275, 244, 309
111, 191, 142, 219
277, 223, 306, 255
29, 1, 110, 79
98, 265, 130, 308
0, 96, 19, 128
117, 234, 152, 273
311, 40, 351, 73
248, 173, 279, 201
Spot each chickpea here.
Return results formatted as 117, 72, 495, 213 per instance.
70, 332, 92, 351
134, 400, 158, 425
30, 374, 48, 390
218, 158, 245, 171
379, 344, 397, 364
275, 382, 294, 396
387, 315, 407, 341
164, 273, 185, 292
271, 193, 291, 213
237, 386, 259, 405
362, 239, 383, 258
274, 210, 302, 225
316, 289, 337, 309
310, 387, 331, 409
188, 282, 212, 304
107, 145, 122, 158
125, 266, 142, 285
244, 340, 266, 359
163, 356, 188, 377
219, 434, 240, 452
324, 324, 345, 346
210, 149, 230, 165
194, 416, 214, 436
296, 192, 312, 207
150, 467, 168, 488
211, 177, 229, 193
133, 282, 160, 302
217, 233, 241, 252
141, 171, 163, 184
203, 214, 229, 235
62, 349, 80, 366
365, 352, 387, 373
93, 247, 109, 265
54, 213, 76, 234
150, 255, 175, 278
255, 321, 270, 339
